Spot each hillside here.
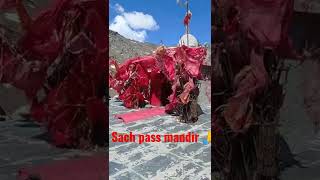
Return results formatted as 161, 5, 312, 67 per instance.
109, 30, 211, 65
109, 30, 158, 64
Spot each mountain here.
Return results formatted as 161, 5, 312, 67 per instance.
109, 30, 158, 64
108, 30, 211, 65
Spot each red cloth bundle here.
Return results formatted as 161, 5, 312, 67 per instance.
232, 0, 296, 57
110, 46, 207, 109
0, 0, 107, 148
183, 11, 192, 26
215, 0, 297, 132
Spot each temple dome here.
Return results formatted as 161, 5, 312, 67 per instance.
178, 33, 199, 47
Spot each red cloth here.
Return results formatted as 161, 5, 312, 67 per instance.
150, 71, 166, 106
169, 46, 206, 79
116, 56, 156, 108
183, 13, 192, 26
0, 0, 107, 148
179, 77, 195, 104
223, 50, 268, 132
162, 46, 206, 112
0, 40, 46, 98
111, 56, 157, 108
223, 0, 298, 59
115, 107, 166, 123
235, 0, 294, 48
110, 46, 207, 109
17, 154, 107, 180
214, 0, 296, 132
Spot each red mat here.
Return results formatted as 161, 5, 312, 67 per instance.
115, 107, 166, 123
17, 153, 107, 180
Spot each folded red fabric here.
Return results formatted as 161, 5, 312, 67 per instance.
115, 107, 166, 123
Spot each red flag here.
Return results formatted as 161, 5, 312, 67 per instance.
183, 10, 192, 26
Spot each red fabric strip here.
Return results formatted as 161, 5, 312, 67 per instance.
115, 107, 166, 123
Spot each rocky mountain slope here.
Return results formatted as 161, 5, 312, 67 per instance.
109, 30, 158, 64
109, 30, 211, 65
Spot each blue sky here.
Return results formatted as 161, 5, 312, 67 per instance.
109, 0, 211, 46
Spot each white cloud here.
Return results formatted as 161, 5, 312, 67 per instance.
122, 12, 159, 31
114, 3, 124, 13
109, 3, 159, 42
109, 15, 147, 42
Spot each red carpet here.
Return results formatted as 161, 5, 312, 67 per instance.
17, 153, 107, 180
115, 107, 166, 123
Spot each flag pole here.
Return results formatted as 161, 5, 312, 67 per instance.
186, 0, 189, 46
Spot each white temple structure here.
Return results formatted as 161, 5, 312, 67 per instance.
178, 33, 199, 47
